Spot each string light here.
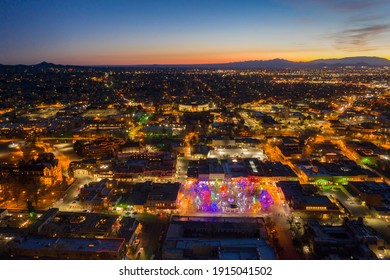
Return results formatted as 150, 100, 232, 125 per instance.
190, 178, 274, 213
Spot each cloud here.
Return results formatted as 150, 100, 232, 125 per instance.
277, 0, 388, 12
347, 13, 386, 24
321, 0, 385, 12
308, 0, 390, 52
332, 24, 390, 51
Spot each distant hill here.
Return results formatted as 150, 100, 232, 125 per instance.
308, 56, 390, 67
1, 56, 390, 69
221, 58, 302, 69
211, 56, 390, 68
34, 61, 60, 68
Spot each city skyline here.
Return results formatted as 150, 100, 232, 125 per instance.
1, 0, 390, 65
0, 0, 389, 264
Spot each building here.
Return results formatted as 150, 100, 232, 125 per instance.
117, 217, 140, 246
211, 137, 235, 147
192, 144, 212, 159
187, 158, 297, 182
141, 125, 173, 137
306, 219, 387, 259
178, 102, 210, 112
245, 159, 298, 182
345, 141, 381, 167
114, 152, 177, 182
19, 153, 62, 186
36, 211, 121, 238
118, 141, 141, 156
68, 158, 98, 178
348, 181, 390, 208
277, 181, 340, 218
8, 236, 126, 260
115, 181, 181, 211
116, 182, 151, 211
310, 142, 345, 162
145, 182, 181, 210
163, 216, 275, 260
78, 180, 114, 211
29, 208, 60, 234
0, 211, 31, 239
295, 160, 382, 185
80, 137, 125, 158
0, 209, 8, 220
273, 137, 304, 160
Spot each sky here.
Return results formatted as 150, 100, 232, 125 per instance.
0, 0, 390, 65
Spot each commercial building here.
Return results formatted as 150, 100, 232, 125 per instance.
37, 211, 121, 238
306, 219, 387, 259
145, 182, 181, 210
348, 181, 390, 208
117, 181, 181, 211
114, 152, 177, 182
117, 217, 140, 246
295, 160, 381, 185
310, 142, 345, 162
345, 141, 381, 166
80, 137, 125, 158
277, 181, 340, 218
187, 158, 297, 182
211, 137, 235, 147
178, 102, 210, 112
78, 179, 115, 211
245, 159, 298, 182
68, 158, 98, 178
0, 211, 31, 239
9, 236, 126, 259
273, 137, 304, 160
163, 216, 275, 260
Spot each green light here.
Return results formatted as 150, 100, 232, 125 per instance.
139, 114, 150, 125
361, 157, 377, 167
334, 177, 348, 184
315, 178, 330, 184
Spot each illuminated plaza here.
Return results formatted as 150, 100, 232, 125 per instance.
188, 178, 275, 214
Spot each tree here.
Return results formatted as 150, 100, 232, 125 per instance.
27, 200, 35, 214
0, 174, 22, 206
287, 217, 294, 229
19, 172, 41, 208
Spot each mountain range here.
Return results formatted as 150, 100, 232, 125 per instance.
218, 56, 390, 68
1, 56, 390, 69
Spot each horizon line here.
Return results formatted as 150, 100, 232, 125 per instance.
1, 55, 389, 67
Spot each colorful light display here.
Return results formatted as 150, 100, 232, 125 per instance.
190, 178, 274, 213
259, 189, 273, 210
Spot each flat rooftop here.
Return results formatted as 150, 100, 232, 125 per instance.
164, 216, 275, 260
82, 109, 120, 118
44, 212, 119, 235
245, 159, 297, 178
168, 216, 268, 239
147, 183, 180, 202
15, 236, 125, 253
278, 181, 339, 210
349, 181, 390, 195
296, 160, 379, 178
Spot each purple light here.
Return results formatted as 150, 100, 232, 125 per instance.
190, 179, 274, 213
259, 189, 274, 210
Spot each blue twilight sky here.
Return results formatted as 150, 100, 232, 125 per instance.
0, 0, 390, 65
